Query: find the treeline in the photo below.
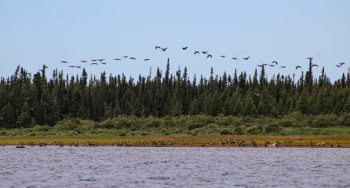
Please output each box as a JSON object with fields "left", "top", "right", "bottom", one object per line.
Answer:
{"left": 1, "top": 58, "right": 350, "bottom": 129}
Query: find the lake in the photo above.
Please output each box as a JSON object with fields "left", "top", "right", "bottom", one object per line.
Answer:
{"left": 1, "top": 146, "right": 349, "bottom": 187}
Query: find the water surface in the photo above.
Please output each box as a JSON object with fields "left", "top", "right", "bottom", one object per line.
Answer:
{"left": 1, "top": 147, "right": 349, "bottom": 187}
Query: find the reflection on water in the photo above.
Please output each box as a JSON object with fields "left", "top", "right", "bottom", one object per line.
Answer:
{"left": 1, "top": 147, "right": 349, "bottom": 187}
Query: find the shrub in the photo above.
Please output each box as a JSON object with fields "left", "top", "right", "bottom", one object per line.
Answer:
{"left": 220, "top": 129, "right": 229, "bottom": 135}
{"left": 245, "top": 125, "right": 263, "bottom": 135}
{"left": 130, "top": 132, "right": 136, "bottom": 135}
{"left": 29, "top": 132, "right": 36, "bottom": 136}
{"left": 33, "top": 125, "right": 49, "bottom": 132}
{"left": 233, "top": 127, "right": 244, "bottom": 135}
{"left": 0, "top": 131, "right": 6, "bottom": 136}
{"left": 140, "top": 132, "right": 149, "bottom": 136}
{"left": 120, "top": 132, "right": 126, "bottom": 136}
{"left": 101, "top": 119, "right": 114, "bottom": 129}
{"left": 279, "top": 119, "right": 294, "bottom": 127}
{"left": 264, "top": 122, "right": 281, "bottom": 133}
{"left": 311, "top": 116, "right": 331, "bottom": 128}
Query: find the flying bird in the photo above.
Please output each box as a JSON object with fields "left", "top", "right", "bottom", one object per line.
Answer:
{"left": 91, "top": 63, "right": 98, "bottom": 65}
{"left": 232, "top": 57, "right": 237, "bottom": 60}
{"left": 269, "top": 65, "right": 275, "bottom": 67}
{"left": 69, "top": 66, "right": 75, "bottom": 68}
{"left": 296, "top": 66, "right": 301, "bottom": 70}
{"left": 340, "top": 62, "right": 345, "bottom": 65}
{"left": 98, "top": 59, "right": 104, "bottom": 62}
{"left": 182, "top": 47, "right": 188, "bottom": 50}
{"left": 130, "top": 57, "right": 136, "bottom": 60}
{"left": 194, "top": 51, "right": 200, "bottom": 54}
{"left": 114, "top": 58, "right": 121, "bottom": 60}
{"left": 202, "top": 51, "right": 208, "bottom": 54}
{"left": 262, "top": 63, "right": 267, "bottom": 66}
{"left": 220, "top": 56, "right": 225, "bottom": 58}
{"left": 144, "top": 59, "right": 150, "bottom": 61}
{"left": 272, "top": 61, "right": 278, "bottom": 65}
{"left": 243, "top": 56, "right": 250, "bottom": 60}
{"left": 162, "top": 47, "right": 168, "bottom": 51}
{"left": 123, "top": 56, "right": 128, "bottom": 58}
{"left": 101, "top": 63, "right": 107, "bottom": 65}
{"left": 61, "top": 61, "right": 68, "bottom": 63}
{"left": 335, "top": 65, "right": 342, "bottom": 67}
{"left": 312, "top": 64, "right": 318, "bottom": 67}
{"left": 76, "top": 66, "right": 81, "bottom": 68}
{"left": 81, "top": 60, "right": 87, "bottom": 63}
{"left": 92, "top": 59, "right": 97, "bottom": 62}
{"left": 155, "top": 46, "right": 161, "bottom": 49}
{"left": 279, "top": 66, "right": 287, "bottom": 68}
{"left": 207, "top": 54, "right": 212, "bottom": 58}
{"left": 257, "top": 65, "right": 263, "bottom": 67}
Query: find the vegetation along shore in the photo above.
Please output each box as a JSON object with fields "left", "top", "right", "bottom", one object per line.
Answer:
{"left": 1, "top": 58, "right": 350, "bottom": 147}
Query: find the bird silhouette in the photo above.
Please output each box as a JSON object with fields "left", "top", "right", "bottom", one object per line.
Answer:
{"left": 232, "top": 57, "right": 237, "bottom": 60}
{"left": 296, "top": 66, "right": 301, "bottom": 70}
{"left": 162, "top": 47, "right": 168, "bottom": 51}
{"left": 220, "top": 56, "right": 225, "bottom": 58}
{"left": 269, "top": 64, "right": 276, "bottom": 67}
{"left": 207, "top": 54, "right": 212, "bottom": 58}
{"left": 307, "top": 57, "right": 313, "bottom": 60}
{"left": 130, "top": 57, "right": 136, "bottom": 60}
{"left": 340, "top": 62, "right": 345, "bottom": 65}
{"left": 101, "top": 63, "right": 107, "bottom": 65}
{"left": 202, "top": 51, "right": 208, "bottom": 54}
{"left": 272, "top": 61, "right": 278, "bottom": 65}
{"left": 61, "top": 61, "right": 68, "bottom": 63}
{"left": 91, "top": 63, "right": 98, "bottom": 65}
{"left": 312, "top": 64, "right": 318, "bottom": 67}
{"left": 335, "top": 65, "right": 342, "bottom": 67}
{"left": 81, "top": 60, "right": 87, "bottom": 63}
{"left": 155, "top": 46, "right": 161, "bottom": 49}
{"left": 123, "top": 56, "right": 128, "bottom": 58}
{"left": 279, "top": 66, "right": 286, "bottom": 68}
{"left": 257, "top": 65, "right": 263, "bottom": 67}
{"left": 182, "top": 47, "right": 188, "bottom": 50}
{"left": 194, "top": 51, "right": 200, "bottom": 54}
{"left": 144, "top": 59, "right": 150, "bottom": 61}
{"left": 114, "top": 58, "right": 121, "bottom": 60}
{"left": 243, "top": 56, "right": 250, "bottom": 60}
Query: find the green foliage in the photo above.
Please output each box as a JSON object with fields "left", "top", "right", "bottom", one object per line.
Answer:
{"left": 264, "top": 123, "right": 281, "bottom": 133}
{"left": 245, "top": 125, "right": 263, "bottom": 135}
{"left": 220, "top": 129, "right": 229, "bottom": 135}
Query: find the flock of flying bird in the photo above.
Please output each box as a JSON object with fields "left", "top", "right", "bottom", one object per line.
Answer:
{"left": 59, "top": 46, "right": 346, "bottom": 70}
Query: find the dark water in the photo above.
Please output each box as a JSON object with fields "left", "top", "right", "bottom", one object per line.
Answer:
{"left": 1, "top": 146, "right": 349, "bottom": 188}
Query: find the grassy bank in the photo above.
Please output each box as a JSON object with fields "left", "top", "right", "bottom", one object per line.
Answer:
{"left": 1, "top": 135, "right": 350, "bottom": 147}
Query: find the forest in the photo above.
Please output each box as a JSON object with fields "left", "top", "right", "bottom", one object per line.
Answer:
{"left": 1, "top": 58, "right": 350, "bottom": 136}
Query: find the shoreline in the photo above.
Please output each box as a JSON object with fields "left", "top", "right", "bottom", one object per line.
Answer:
{"left": 1, "top": 134, "right": 350, "bottom": 148}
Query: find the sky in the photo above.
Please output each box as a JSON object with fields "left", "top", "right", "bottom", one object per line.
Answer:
{"left": 1, "top": 0, "right": 350, "bottom": 83}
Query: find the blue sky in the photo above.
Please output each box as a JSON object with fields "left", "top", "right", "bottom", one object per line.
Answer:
{"left": 1, "top": 0, "right": 349, "bottom": 83}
